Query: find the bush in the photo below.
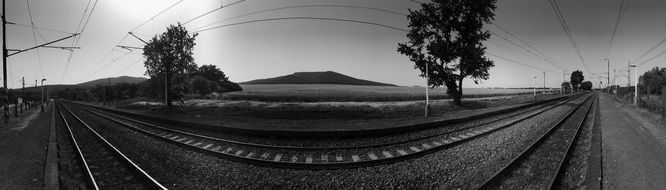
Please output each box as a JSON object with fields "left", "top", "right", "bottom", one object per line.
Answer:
{"left": 220, "top": 81, "right": 243, "bottom": 93}
{"left": 580, "top": 81, "right": 592, "bottom": 91}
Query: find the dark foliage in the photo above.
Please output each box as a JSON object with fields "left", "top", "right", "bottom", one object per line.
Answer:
{"left": 143, "top": 23, "right": 197, "bottom": 107}
{"left": 570, "top": 70, "right": 584, "bottom": 92}
{"left": 397, "top": 0, "right": 497, "bottom": 105}
{"left": 580, "top": 81, "right": 593, "bottom": 91}
{"left": 638, "top": 67, "right": 666, "bottom": 95}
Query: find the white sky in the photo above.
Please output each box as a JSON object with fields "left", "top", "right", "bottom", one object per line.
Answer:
{"left": 1, "top": 0, "right": 666, "bottom": 88}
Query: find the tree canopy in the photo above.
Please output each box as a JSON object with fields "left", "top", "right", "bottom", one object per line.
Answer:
{"left": 638, "top": 67, "right": 666, "bottom": 95}
{"left": 143, "top": 23, "right": 197, "bottom": 107}
{"left": 397, "top": 0, "right": 497, "bottom": 105}
{"left": 580, "top": 81, "right": 592, "bottom": 91}
{"left": 570, "top": 70, "right": 584, "bottom": 92}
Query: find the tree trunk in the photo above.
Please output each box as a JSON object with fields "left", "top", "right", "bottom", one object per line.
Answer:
{"left": 453, "top": 77, "right": 463, "bottom": 106}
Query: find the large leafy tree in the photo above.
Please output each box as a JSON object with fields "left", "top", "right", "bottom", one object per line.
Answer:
{"left": 398, "top": 0, "right": 497, "bottom": 105}
{"left": 570, "top": 70, "right": 584, "bottom": 92}
{"left": 143, "top": 23, "right": 198, "bottom": 107}
{"left": 638, "top": 67, "right": 666, "bottom": 95}
{"left": 195, "top": 64, "right": 229, "bottom": 84}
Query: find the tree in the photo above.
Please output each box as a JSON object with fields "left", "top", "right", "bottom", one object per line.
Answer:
{"left": 638, "top": 67, "right": 666, "bottom": 95}
{"left": 570, "top": 70, "right": 584, "bottom": 92}
{"left": 190, "top": 76, "right": 213, "bottom": 96}
{"left": 143, "top": 23, "right": 198, "bottom": 107}
{"left": 195, "top": 64, "right": 228, "bottom": 84}
{"left": 193, "top": 64, "right": 242, "bottom": 93}
{"left": 580, "top": 81, "right": 592, "bottom": 91}
{"left": 398, "top": 0, "right": 497, "bottom": 105}
{"left": 561, "top": 82, "right": 572, "bottom": 93}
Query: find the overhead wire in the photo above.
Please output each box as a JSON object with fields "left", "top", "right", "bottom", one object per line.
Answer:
{"left": 130, "top": 0, "right": 184, "bottom": 32}
{"left": 192, "top": 4, "right": 407, "bottom": 31}
{"left": 194, "top": 17, "right": 408, "bottom": 33}
{"left": 491, "top": 23, "right": 566, "bottom": 70}
{"left": 81, "top": 0, "right": 185, "bottom": 83}
{"left": 182, "top": 0, "right": 245, "bottom": 25}
{"left": 8, "top": 22, "right": 74, "bottom": 35}
{"left": 26, "top": 0, "right": 45, "bottom": 78}
{"left": 599, "top": 0, "right": 629, "bottom": 62}
{"left": 488, "top": 29, "right": 567, "bottom": 71}
{"left": 632, "top": 38, "right": 666, "bottom": 64}
{"left": 548, "top": 0, "right": 589, "bottom": 73}
{"left": 62, "top": 0, "right": 99, "bottom": 83}
{"left": 636, "top": 51, "right": 666, "bottom": 67}
{"left": 486, "top": 52, "right": 558, "bottom": 73}
{"left": 113, "top": 58, "right": 145, "bottom": 76}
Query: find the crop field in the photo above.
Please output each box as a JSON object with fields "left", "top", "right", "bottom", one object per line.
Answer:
{"left": 220, "top": 84, "right": 547, "bottom": 102}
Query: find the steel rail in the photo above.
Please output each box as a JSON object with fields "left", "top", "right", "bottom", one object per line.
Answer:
{"left": 59, "top": 103, "right": 168, "bottom": 190}
{"left": 76, "top": 94, "right": 576, "bottom": 150}
{"left": 474, "top": 93, "right": 596, "bottom": 189}
{"left": 547, "top": 93, "right": 598, "bottom": 188}
{"left": 62, "top": 94, "right": 590, "bottom": 169}
{"left": 56, "top": 104, "right": 99, "bottom": 190}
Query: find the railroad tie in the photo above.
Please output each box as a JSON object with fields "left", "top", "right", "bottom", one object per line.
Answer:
{"left": 382, "top": 151, "right": 393, "bottom": 158}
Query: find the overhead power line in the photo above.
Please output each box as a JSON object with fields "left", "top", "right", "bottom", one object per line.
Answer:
{"left": 62, "top": 0, "right": 99, "bottom": 83}
{"left": 130, "top": 0, "right": 184, "bottom": 32}
{"left": 486, "top": 52, "right": 558, "bottom": 73}
{"left": 488, "top": 29, "right": 567, "bottom": 71}
{"left": 182, "top": 0, "right": 245, "bottom": 25}
{"left": 9, "top": 22, "right": 74, "bottom": 35}
{"left": 492, "top": 23, "right": 562, "bottom": 69}
{"left": 632, "top": 38, "right": 666, "bottom": 64}
{"left": 549, "top": 0, "right": 589, "bottom": 72}
{"left": 636, "top": 51, "right": 666, "bottom": 67}
{"left": 81, "top": 0, "right": 185, "bottom": 83}
{"left": 26, "top": 0, "right": 45, "bottom": 78}
{"left": 193, "top": 17, "right": 408, "bottom": 33}
{"left": 192, "top": 4, "right": 407, "bottom": 32}
{"left": 600, "top": 0, "right": 629, "bottom": 62}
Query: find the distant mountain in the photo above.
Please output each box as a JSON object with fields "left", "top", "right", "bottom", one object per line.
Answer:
{"left": 77, "top": 76, "right": 147, "bottom": 88}
{"left": 241, "top": 71, "right": 397, "bottom": 86}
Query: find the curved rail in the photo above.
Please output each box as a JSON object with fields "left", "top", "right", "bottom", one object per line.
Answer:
{"left": 58, "top": 103, "right": 168, "bottom": 189}
{"left": 63, "top": 94, "right": 590, "bottom": 169}
{"left": 474, "top": 93, "right": 596, "bottom": 189}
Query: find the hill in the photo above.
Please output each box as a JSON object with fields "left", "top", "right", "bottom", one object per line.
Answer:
{"left": 77, "top": 76, "right": 147, "bottom": 88}
{"left": 241, "top": 71, "right": 397, "bottom": 86}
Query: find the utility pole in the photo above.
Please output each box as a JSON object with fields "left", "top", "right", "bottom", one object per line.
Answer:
{"left": 607, "top": 59, "right": 610, "bottom": 89}
{"left": 3, "top": 0, "right": 8, "bottom": 123}
{"left": 630, "top": 64, "right": 637, "bottom": 106}
{"left": 424, "top": 62, "right": 429, "bottom": 117}
{"left": 108, "top": 78, "right": 111, "bottom": 105}
{"left": 533, "top": 76, "right": 537, "bottom": 101}
{"left": 2, "top": 0, "right": 7, "bottom": 90}
{"left": 40, "top": 79, "right": 46, "bottom": 112}
{"left": 543, "top": 71, "right": 546, "bottom": 94}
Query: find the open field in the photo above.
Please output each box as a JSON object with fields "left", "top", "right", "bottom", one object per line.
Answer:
{"left": 220, "top": 84, "right": 552, "bottom": 102}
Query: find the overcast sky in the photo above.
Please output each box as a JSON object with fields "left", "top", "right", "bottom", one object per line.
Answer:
{"left": 1, "top": 0, "right": 665, "bottom": 88}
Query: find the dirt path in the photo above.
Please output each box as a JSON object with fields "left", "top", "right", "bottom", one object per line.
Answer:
{"left": 599, "top": 94, "right": 666, "bottom": 189}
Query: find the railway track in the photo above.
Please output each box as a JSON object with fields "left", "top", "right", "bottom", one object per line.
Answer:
{"left": 474, "top": 93, "right": 597, "bottom": 189}
{"left": 55, "top": 103, "right": 167, "bottom": 189}
{"left": 62, "top": 93, "right": 591, "bottom": 169}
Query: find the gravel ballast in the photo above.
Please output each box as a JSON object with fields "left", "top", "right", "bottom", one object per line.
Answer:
{"left": 59, "top": 94, "right": 592, "bottom": 189}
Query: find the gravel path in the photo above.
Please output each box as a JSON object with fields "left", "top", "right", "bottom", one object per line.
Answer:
{"left": 599, "top": 93, "right": 666, "bottom": 189}
{"left": 58, "top": 95, "right": 589, "bottom": 189}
